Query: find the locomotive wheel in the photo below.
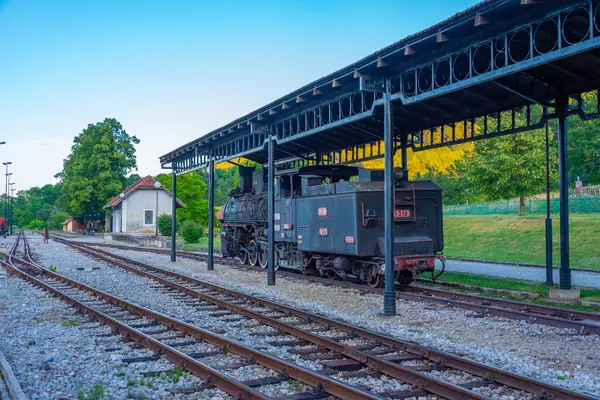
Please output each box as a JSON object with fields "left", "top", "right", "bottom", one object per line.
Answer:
{"left": 366, "top": 269, "right": 383, "bottom": 288}
{"left": 240, "top": 249, "right": 249, "bottom": 265}
{"left": 258, "top": 246, "right": 280, "bottom": 270}
{"left": 259, "top": 246, "right": 268, "bottom": 268}
{"left": 248, "top": 240, "right": 259, "bottom": 266}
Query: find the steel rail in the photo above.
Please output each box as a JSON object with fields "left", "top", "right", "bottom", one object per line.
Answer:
{"left": 0, "top": 260, "right": 269, "bottom": 400}
{"left": 57, "top": 238, "right": 599, "bottom": 400}
{"left": 403, "top": 285, "right": 600, "bottom": 323}
{"left": 3, "top": 248, "right": 381, "bottom": 400}
{"left": 60, "top": 237, "right": 600, "bottom": 333}
{"left": 58, "top": 240, "right": 491, "bottom": 400}
{"left": 252, "top": 266, "right": 600, "bottom": 335}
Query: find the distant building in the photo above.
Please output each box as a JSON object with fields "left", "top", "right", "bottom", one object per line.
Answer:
{"left": 103, "top": 176, "right": 185, "bottom": 234}
{"left": 62, "top": 217, "right": 84, "bottom": 233}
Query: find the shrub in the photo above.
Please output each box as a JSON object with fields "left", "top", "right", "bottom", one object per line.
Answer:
{"left": 27, "top": 219, "right": 46, "bottom": 230}
{"left": 157, "top": 214, "right": 179, "bottom": 236}
{"left": 181, "top": 220, "right": 203, "bottom": 244}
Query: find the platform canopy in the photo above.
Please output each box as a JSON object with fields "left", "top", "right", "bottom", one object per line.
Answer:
{"left": 161, "top": 0, "right": 600, "bottom": 174}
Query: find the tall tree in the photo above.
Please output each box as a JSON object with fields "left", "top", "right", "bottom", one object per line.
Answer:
{"left": 125, "top": 173, "right": 142, "bottom": 187}
{"left": 566, "top": 117, "right": 600, "bottom": 185}
{"left": 56, "top": 118, "right": 139, "bottom": 218}
{"left": 460, "top": 128, "right": 558, "bottom": 214}
{"left": 156, "top": 172, "right": 209, "bottom": 225}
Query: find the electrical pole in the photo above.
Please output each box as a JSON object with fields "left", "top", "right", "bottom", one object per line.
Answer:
{"left": 3, "top": 162, "right": 11, "bottom": 238}
{"left": 9, "top": 186, "right": 15, "bottom": 235}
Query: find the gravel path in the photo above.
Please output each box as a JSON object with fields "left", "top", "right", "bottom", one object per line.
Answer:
{"left": 31, "top": 237, "right": 600, "bottom": 396}
{"left": 439, "top": 259, "right": 600, "bottom": 288}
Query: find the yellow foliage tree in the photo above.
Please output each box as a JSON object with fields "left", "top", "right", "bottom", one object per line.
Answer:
{"left": 215, "top": 157, "right": 256, "bottom": 170}
{"left": 362, "top": 123, "right": 474, "bottom": 178}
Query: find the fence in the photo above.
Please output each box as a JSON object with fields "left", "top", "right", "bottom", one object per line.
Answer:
{"left": 569, "top": 185, "right": 600, "bottom": 198}
{"left": 444, "top": 196, "right": 600, "bottom": 215}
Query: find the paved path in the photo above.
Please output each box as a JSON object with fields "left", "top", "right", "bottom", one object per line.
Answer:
{"left": 438, "top": 259, "right": 600, "bottom": 289}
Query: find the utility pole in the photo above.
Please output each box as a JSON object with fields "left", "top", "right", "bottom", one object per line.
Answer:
{"left": 9, "top": 185, "right": 15, "bottom": 235}
{"left": 3, "top": 161, "right": 11, "bottom": 238}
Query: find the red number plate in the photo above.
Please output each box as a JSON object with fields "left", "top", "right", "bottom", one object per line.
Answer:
{"left": 395, "top": 209, "right": 411, "bottom": 218}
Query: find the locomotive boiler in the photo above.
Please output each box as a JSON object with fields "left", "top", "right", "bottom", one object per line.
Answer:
{"left": 219, "top": 164, "right": 444, "bottom": 286}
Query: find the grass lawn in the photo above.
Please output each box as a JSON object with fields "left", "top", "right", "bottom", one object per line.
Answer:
{"left": 444, "top": 214, "right": 600, "bottom": 270}
{"left": 176, "top": 235, "right": 221, "bottom": 250}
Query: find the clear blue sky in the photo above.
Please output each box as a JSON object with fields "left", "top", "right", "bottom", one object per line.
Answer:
{"left": 0, "top": 0, "right": 478, "bottom": 191}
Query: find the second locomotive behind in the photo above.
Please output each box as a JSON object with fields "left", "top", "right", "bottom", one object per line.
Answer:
{"left": 219, "top": 164, "right": 443, "bottom": 286}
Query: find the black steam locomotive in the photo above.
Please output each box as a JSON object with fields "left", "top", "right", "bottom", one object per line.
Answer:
{"left": 219, "top": 165, "right": 444, "bottom": 286}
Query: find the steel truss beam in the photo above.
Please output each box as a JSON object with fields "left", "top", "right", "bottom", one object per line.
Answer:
{"left": 409, "top": 89, "right": 600, "bottom": 152}
{"left": 167, "top": 91, "right": 383, "bottom": 175}
{"left": 274, "top": 90, "right": 382, "bottom": 144}
{"left": 391, "top": 1, "right": 600, "bottom": 105}
{"left": 167, "top": 89, "right": 600, "bottom": 176}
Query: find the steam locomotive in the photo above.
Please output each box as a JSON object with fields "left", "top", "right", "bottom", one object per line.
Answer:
{"left": 218, "top": 165, "right": 444, "bottom": 286}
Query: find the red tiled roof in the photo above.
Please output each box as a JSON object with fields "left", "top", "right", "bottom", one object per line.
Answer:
{"left": 103, "top": 175, "right": 185, "bottom": 209}
{"left": 61, "top": 217, "right": 73, "bottom": 225}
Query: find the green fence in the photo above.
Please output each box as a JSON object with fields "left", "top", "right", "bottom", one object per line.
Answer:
{"left": 444, "top": 196, "right": 600, "bottom": 215}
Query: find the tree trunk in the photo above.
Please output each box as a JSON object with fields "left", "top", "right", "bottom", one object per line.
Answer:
{"left": 520, "top": 195, "right": 525, "bottom": 215}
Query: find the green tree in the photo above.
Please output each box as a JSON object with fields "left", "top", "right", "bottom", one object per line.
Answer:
{"left": 27, "top": 219, "right": 46, "bottom": 230}
{"left": 198, "top": 167, "right": 240, "bottom": 206}
{"left": 49, "top": 211, "right": 70, "bottom": 230}
{"left": 125, "top": 173, "right": 142, "bottom": 187}
{"left": 56, "top": 118, "right": 139, "bottom": 219}
{"left": 35, "top": 203, "right": 53, "bottom": 221}
{"left": 156, "top": 172, "right": 209, "bottom": 225}
{"left": 19, "top": 210, "right": 34, "bottom": 227}
{"left": 566, "top": 117, "right": 600, "bottom": 185}
{"left": 460, "top": 128, "right": 558, "bottom": 214}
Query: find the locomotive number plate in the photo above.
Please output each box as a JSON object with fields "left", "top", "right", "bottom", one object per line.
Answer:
{"left": 395, "top": 208, "right": 411, "bottom": 219}
{"left": 318, "top": 207, "right": 328, "bottom": 216}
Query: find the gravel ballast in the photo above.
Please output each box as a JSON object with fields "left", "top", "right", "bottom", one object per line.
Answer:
{"left": 28, "top": 236, "right": 600, "bottom": 396}
{"left": 0, "top": 236, "right": 233, "bottom": 399}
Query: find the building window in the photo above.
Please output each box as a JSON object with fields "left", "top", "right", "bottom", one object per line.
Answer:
{"left": 143, "top": 209, "right": 155, "bottom": 226}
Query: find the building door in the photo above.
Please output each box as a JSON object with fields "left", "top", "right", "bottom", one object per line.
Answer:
{"left": 115, "top": 210, "right": 121, "bottom": 232}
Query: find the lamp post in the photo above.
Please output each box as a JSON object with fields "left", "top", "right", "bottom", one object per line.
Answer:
{"left": 9, "top": 183, "right": 15, "bottom": 235}
{"left": 154, "top": 181, "right": 161, "bottom": 235}
{"left": 3, "top": 162, "right": 11, "bottom": 238}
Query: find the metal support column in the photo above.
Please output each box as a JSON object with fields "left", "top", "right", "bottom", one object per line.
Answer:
{"left": 267, "top": 134, "right": 276, "bottom": 286}
{"left": 400, "top": 134, "right": 408, "bottom": 171}
{"left": 207, "top": 152, "right": 215, "bottom": 271}
{"left": 383, "top": 79, "right": 396, "bottom": 315}
{"left": 557, "top": 95, "right": 571, "bottom": 290}
{"left": 544, "top": 121, "right": 554, "bottom": 286}
{"left": 171, "top": 166, "right": 177, "bottom": 263}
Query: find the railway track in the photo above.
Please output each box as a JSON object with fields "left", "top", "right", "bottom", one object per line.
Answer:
{"left": 57, "top": 237, "right": 600, "bottom": 335}
{"left": 5, "top": 232, "right": 395, "bottom": 400}
{"left": 48, "top": 235, "right": 599, "bottom": 399}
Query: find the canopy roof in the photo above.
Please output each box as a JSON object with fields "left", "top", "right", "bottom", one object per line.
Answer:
{"left": 161, "top": 0, "right": 600, "bottom": 173}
